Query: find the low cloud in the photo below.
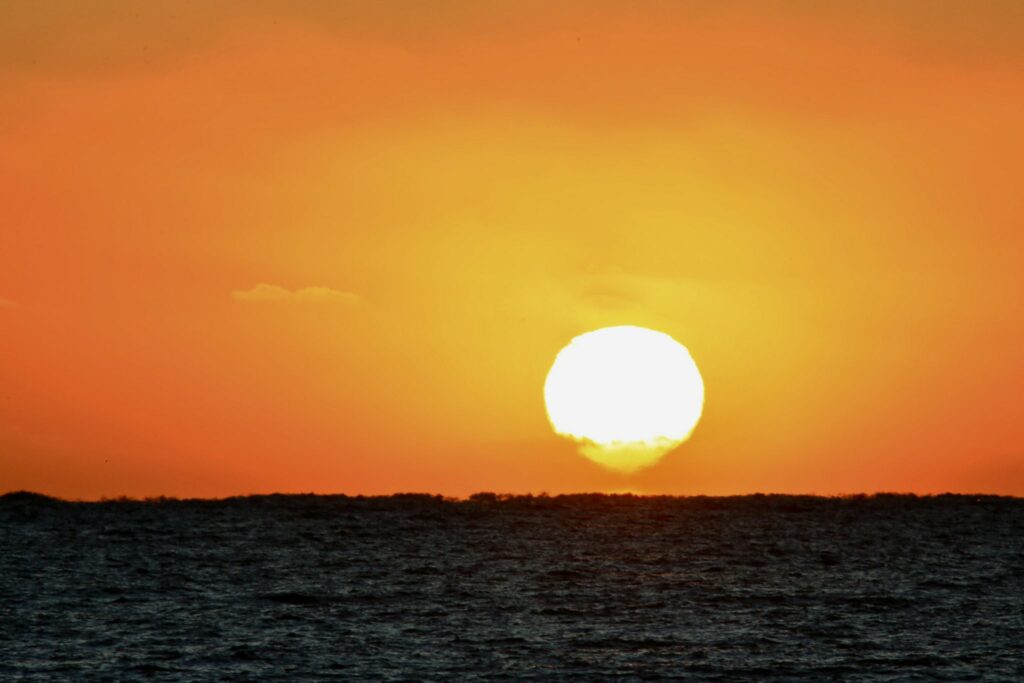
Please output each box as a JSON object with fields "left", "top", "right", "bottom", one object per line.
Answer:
{"left": 570, "top": 437, "right": 684, "bottom": 474}
{"left": 0, "top": 297, "right": 15, "bottom": 309}
{"left": 232, "top": 284, "right": 361, "bottom": 305}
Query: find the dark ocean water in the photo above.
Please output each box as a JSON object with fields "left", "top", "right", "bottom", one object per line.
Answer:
{"left": 2, "top": 492, "right": 1023, "bottom": 681}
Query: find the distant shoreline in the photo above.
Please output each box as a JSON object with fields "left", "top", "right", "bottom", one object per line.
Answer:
{"left": 2, "top": 490, "right": 1021, "bottom": 504}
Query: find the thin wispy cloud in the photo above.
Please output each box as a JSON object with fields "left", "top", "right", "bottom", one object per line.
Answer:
{"left": 231, "top": 284, "right": 361, "bottom": 305}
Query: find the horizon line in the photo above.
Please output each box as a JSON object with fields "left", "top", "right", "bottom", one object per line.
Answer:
{"left": 2, "top": 490, "right": 1021, "bottom": 504}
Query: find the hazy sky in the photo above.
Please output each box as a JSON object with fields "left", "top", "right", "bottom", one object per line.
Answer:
{"left": 2, "top": 1, "right": 1023, "bottom": 498}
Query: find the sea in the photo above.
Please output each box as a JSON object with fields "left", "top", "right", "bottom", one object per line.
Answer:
{"left": 2, "top": 492, "right": 1023, "bottom": 680}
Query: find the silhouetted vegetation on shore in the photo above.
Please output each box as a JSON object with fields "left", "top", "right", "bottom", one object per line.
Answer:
{"left": 1, "top": 489, "right": 1018, "bottom": 509}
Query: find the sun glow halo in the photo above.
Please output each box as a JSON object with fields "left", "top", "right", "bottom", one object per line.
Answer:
{"left": 544, "top": 326, "right": 704, "bottom": 473}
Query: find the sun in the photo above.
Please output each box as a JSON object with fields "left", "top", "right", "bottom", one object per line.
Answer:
{"left": 544, "top": 326, "right": 704, "bottom": 473}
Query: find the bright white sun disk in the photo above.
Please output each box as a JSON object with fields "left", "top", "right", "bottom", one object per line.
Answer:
{"left": 544, "top": 326, "right": 704, "bottom": 473}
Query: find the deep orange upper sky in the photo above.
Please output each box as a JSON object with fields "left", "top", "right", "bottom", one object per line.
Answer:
{"left": 2, "top": 1, "right": 1023, "bottom": 499}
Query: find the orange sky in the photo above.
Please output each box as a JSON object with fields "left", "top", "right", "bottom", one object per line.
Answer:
{"left": 2, "top": 1, "right": 1023, "bottom": 499}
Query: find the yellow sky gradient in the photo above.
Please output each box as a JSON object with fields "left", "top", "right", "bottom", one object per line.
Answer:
{"left": 2, "top": 1, "right": 1023, "bottom": 498}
